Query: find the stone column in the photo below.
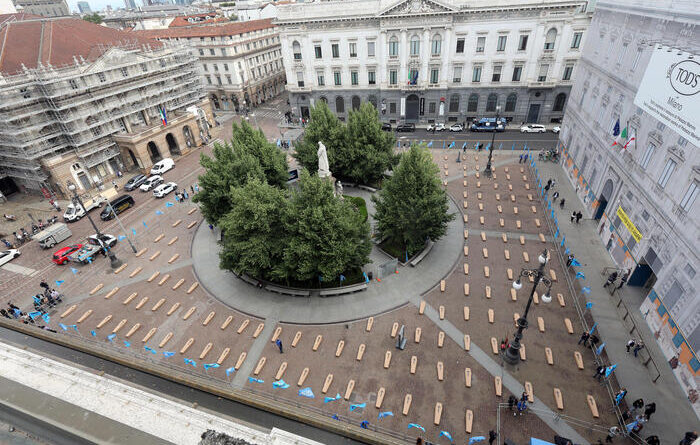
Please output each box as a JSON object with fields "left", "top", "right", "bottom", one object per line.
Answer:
{"left": 421, "top": 27, "right": 430, "bottom": 84}
{"left": 400, "top": 29, "right": 407, "bottom": 84}
{"left": 379, "top": 30, "right": 387, "bottom": 84}
{"left": 441, "top": 26, "right": 452, "bottom": 84}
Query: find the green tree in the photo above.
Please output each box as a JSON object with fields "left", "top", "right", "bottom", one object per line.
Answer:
{"left": 230, "top": 120, "right": 288, "bottom": 188}
{"left": 372, "top": 144, "right": 454, "bottom": 255}
{"left": 282, "top": 171, "right": 371, "bottom": 282}
{"left": 293, "top": 101, "right": 346, "bottom": 176}
{"left": 339, "top": 102, "right": 396, "bottom": 184}
{"left": 218, "top": 178, "right": 287, "bottom": 279}
{"left": 82, "top": 13, "right": 103, "bottom": 24}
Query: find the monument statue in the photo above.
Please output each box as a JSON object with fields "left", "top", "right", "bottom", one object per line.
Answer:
{"left": 317, "top": 141, "right": 331, "bottom": 178}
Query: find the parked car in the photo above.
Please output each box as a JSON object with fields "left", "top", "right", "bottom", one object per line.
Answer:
{"left": 124, "top": 174, "right": 147, "bottom": 191}
{"left": 63, "top": 188, "right": 116, "bottom": 222}
{"left": 68, "top": 234, "right": 117, "bottom": 264}
{"left": 396, "top": 123, "right": 416, "bottom": 132}
{"left": 153, "top": 182, "right": 177, "bottom": 198}
{"left": 520, "top": 124, "right": 546, "bottom": 133}
{"left": 100, "top": 195, "right": 135, "bottom": 221}
{"left": 552, "top": 126, "right": 561, "bottom": 134}
{"left": 449, "top": 123, "right": 464, "bottom": 132}
{"left": 52, "top": 244, "right": 83, "bottom": 265}
{"left": 139, "top": 175, "right": 163, "bottom": 192}
{"left": 34, "top": 222, "right": 72, "bottom": 249}
{"left": 381, "top": 123, "right": 392, "bottom": 132}
{"left": 150, "top": 158, "right": 175, "bottom": 175}
{"left": 87, "top": 233, "right": 117, "bottom": 249}
{"left": 0, "top": 249, "right": 20, "bottom": 267}
{"left": 427, "top": 122, "right": 446, "bottom": 132}
{"left": 470, "top": 117, "right": 506, "bottom": 132}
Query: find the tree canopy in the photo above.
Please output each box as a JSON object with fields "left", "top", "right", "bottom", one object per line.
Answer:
{"left": 82, "top": 13, "right": 103, "bottom": 24}
{"left": 372, "top": 144, "right": 454, "bottom": 255}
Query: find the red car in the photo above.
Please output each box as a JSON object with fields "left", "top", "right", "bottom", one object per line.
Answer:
{"left": 53, "top": 244, "right": 83, "bottom": 265}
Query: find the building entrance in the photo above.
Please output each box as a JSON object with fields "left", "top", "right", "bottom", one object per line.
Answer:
{"left": 406, "top": 94, "right": 419, "bottom": 122}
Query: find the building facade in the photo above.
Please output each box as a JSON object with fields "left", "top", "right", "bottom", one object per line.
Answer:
{"left": 12, "top": 0, "right": 68, "bottom": 17}
{"left": 558, "top": 0, "right": 700, "bottom": 397}
{"left": 76, "top": 1, "right": 91, "bottom": 13}
{"left": 133, "top": 18, "right": 286, "bottom": 112}
{"left": 275, "top": 0, "right": 590, "bottom": 124}
{"left": 0, "top": 15, "right": 213, "bottom": 197}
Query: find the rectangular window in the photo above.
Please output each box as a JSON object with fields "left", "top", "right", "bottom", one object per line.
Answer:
{"left": 334, "top": 71, "right": 341, "bottom": 86}
{"left": 497, "top": 35, "right": 507, "bottom": 52}
{"left": 69, "top": 79, "right": 78, "bottom": 89}
{"left": 223, "top": 63, "right": 229, "bottom": 71}
{"left": 317, "top": 72, "right": 325, "bottom": 86}
{"left": 349, "top": 42, "right": 357, "bottom": 57}
{"left": 205, "top": 75, "right": 211, "bottom": 84}
{"left": 640, "top": 144, "right": 655, "bottom": 169}
{"left": 656, "top": 121, "right": 666, "bottom": 131}
{"left": 220, "top": 48, "right": 226, "bottom": 56}
{"left": 632, "top": 48, "right": 642, "bottom": 70}
{"left": 430, "top": 68, "right": 439, "bottom": 84}
{"left": 410, "top": 39, "right": 420, "bottom": 56}
{"left": 476, "top": 36, "right": 485, "bottom": 53}
{"left": 658, "top": 159, "right": 676, "bottom": 188}
{"left": 389, "top": 69, "right": 397, "bottom": 85}
{"left": 429, "top": 102, "right": 436, "bottom": 114}
{"left": 472, "top": 65, "right": 482, "bottom": 82}
{"left": 203, "top": 64, "right": 208, "bottom": 72}
{"left": 198, "top": 49, "right": 204, "bottom": 56}
{"left": 351, "top": 70, "right": 359, "bottom": 85}
{"left": 368, "top": 70, "right": 376, "bottom": 85}
{"left": 571, "top": 32, "right": 583, "bottom": 49}
{"left": 226, "top": 75, "right": 232, "bottom": 84}
{"left": 367, "top": 41, "right": 375, "bottom": 57}
{"left": 538, "top": 64, "right": 549, "bottom": 82}
{"left": 214, "top": 64, "right": 219, "bottom": 71}
{"left": 332, "top": 44, "right": 339, "bottom": 58}
{"left": 453, "top": 66, "right": 462, "bottom": 83}
{"left": 389, "top": 40, "right": 398, "bottom": 56}
{"left": 120, "top": 67, "right": 128, "bottom": 77}
{"left": 314, "top": 45, "right": 322, "bottom": 59}
{"left": 678, "top": 136, "right": 688, "bottom": 147}
{"left": 563, "top": 64, "right": 574, "bottom": 81}
{"left": 680, "top": 181, "right": 699, "bottom": 212}
{"left": 518, "top": 34, "right": 528, "bottom": 51}
{"left": 618, "top": 43, "right": 628, "bottom": 64}
{"left": 389, "top": 102, "right": 397, "bottom": 114}
{"left": 431, "top": 39, "right": 441, "bottom": 56}
{"left": 216, "top": 76, "right": 222, "bottom": 85}
{"left": 512, "top": 65, "right": 522, "bottom": 82}
{"left": 492, "top": 65, "right": 502, "bottom": 82}
{"left": 456, "top": 38, "right": 465, "bottom": 53}
{"left": 97, "top": 72, "right": 106, "bottom": 82}
{"left": 209, "top": 49, "right": 215, "bottom": 55}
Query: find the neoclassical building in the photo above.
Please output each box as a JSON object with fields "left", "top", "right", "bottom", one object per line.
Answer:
{"left": 275, "top": 0, "right": 590, "bottom": 124}
{"left": 559, "top": 0, "right": 699, "bottom": 388}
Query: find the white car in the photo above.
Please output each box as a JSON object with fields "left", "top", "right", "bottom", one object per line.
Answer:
{"left": 520, "top": 124, "right": 547, "bottom": 133}
{"left": 449, "top": 123, "right": 464, "bottom": 132}
{"left": 139, "top": 175, "right": 163, "bottom": 192}
{"left": 427, "top": 122, "right": 446, "bottom": 132}
{"left": 0, "top": 249, "right": 20, "bottom": 267}
{"left": 150, "top": 158, "right": 175, "bottom": 175}
{"left": 153, "top": 182, "right": 177, "bottom": 198}
{"left": 552, "top": 126, "right": 561, "bottom": 134}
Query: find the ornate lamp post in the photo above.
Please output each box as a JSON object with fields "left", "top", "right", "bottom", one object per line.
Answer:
{"left": 67, "top": 183, "right": 122, "bottom": 269}
{"left": 485, "top": 105, "right": 502, "bottom": 176}
{"left": 504, "top": 249, "right": 553, "bottom": 365}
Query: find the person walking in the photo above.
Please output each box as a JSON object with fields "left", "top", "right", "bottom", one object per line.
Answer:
{"left": 643, "top": 402, "right": 656, "bottom": 420}
{"left": 208, "top": 224, "right": 214, "bottom": 231}
{"left": 560, "top": 198, "right": 565, "bottom": 209}
{"left": 489, "top": 430, "right": 497, "bottom": 445}
{"left": 546, "top": 179, "right": 552, "bottom": 189}
{"left": 614, "top": 388, "right": 627, "bottom": 405}
{"left": 275, "top": 339, "right": 283, "bottom": 353}
{"left": 680, "top": 431, "right": 698, "bottom": 445}
{"left": 605, "top": 271, "right": 619, "bottom": 289}
{"left": 633, "top": 341, "right": 645, "bottom": 357}
{"left": 632, "top": 398, "right": 644, "bottom": 414}
{"left": 566, "top": 254, "right": 575, "bottom": 267}
{"left": 552, "top": 191, "right": 559, "bottom": 203}
{"left": 112, "top": 180, "right": 118, "bottom": 191}
{"left": 576, "top": 211, "right": 583, "bottom": 223}
{"left": 190, "top": 185, "right": 195, "bottom": 194}
{"left": 605, "top": 426, "right": 620, "bottom": 443}
{"left": 645, "top": 436, "right": 659, "bottom": 445}
{"left": 593, "top": 365, "right": 605, "bottom": 381}
{"left": 519, "top": 154, "right": 523, "bottom": 164}
{"left": 578, "top": 331, "right": 590, "bottom": 345}
{"left": 616, "top": 269, "right": 631, "bottom": 290}
{"left": 544, "top": 183, "right": 551, "bottom": 194}
{"left": 626, "top": 338, "right": 636, "bottom": 353}
{"left": 571, "top": 211, "right": 577, "bottom": 223}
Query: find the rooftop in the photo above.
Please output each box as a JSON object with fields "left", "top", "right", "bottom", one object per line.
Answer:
{"left": 168, "top": 13, "right": 228, "bottom": 27}
{"left": 131, "top": 18, "right": 274, "bottom": 39}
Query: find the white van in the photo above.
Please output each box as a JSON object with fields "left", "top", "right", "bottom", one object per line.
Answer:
{"left": 34, "top": 223, "right": 72, "bottom": 249}
{"left": 150, "top": 158, "right": 175, "bottom": 175}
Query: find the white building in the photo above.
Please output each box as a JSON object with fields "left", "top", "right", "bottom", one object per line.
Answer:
{"left": 0, "top": 0, "right": 17, "bottom": 14}
{"left": 12, "top": 0, "right": 68, "bottom": 16}
{"left": 558, "top": 0, "right": 700, "bottom": 391}
{"left": 134, "top": 18, "right": 286, "bottom": 111}
{"left": 275, "top": 0, "right": 591, "bottom": 124}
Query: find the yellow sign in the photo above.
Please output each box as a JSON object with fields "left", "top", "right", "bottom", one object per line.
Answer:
{"left": 616, "top": 206, "right": 643, "bottom": 242}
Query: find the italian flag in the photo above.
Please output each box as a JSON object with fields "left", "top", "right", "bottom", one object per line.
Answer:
{"left": 612, "top": 126, "right": 635, "bottom": 150}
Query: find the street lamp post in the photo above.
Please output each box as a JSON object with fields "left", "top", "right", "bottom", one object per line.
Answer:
{"left": 485, "top": 105, "right": 502, "bottom": 176}
{"left": 67, "top": 183, "right": 122, "bottom": 269}
{"left": 504, "top": 249, "right": 553, "bottom": 365}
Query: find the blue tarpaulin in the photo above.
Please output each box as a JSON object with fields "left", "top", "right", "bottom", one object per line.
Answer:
{"left": 531, "top": 438, "right": 556, "bottom": 445}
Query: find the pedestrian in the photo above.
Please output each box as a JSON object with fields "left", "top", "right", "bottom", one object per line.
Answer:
{"left": 208, "top": 224, "right": 214, "bottom": 231}
{"left": 645, "top": 435, "right": 659, "bottom": 445}
{"left": 576, "top": 211, "right": 583, "bottom": 223}
{"left": 544, "top": 184, "right": 551, "bottom": 193}
{"left": 578, "top": 331, "right": 590, "bottom": 345}
{"left": 275, "top": 338, "right": 283, "bottom": 353}
{"left": 488, "top": 430, "right": 497, "bottom": 445}
{"left": 632, "top": 398, "right": 644, "bottom": 414}
{"left": 190, "top": 185, "right": 194, "bottom": 194}
{"left": 39, "top": 280, "right": 49, "bottom": 290}
{"left": 112, "top": 180, "right": 118, "bottom": 190}
{"left": 590, "top": 334, "right": 600, "bottom": 347}
{"left": 546, "top": 179, "right": 552, "bottom": 188}
{"left": 183, "top": 190, "right": 189, "bottom": 200}
{"left": 681, "top": 432, "right": 698, "bottom": 445}
{"left": 605, "top": 271, "right": 619, "bottom": 289}
{"left": 0, "top": 309, "right": 10, "bottom": 319}
{"left": 552, "top": 191, "right": 559, "bottom": 202}
{"left": 194, "top": 183, "right": 199, "bottom": 193}
{"left": 633, "top": 341, "right": 645, "bottom": 357}
{"left": 551, "top": 179, "right": 556, "bottom": 188}
{"left": 507, "top": 394, "right": 518, "bottom": 411}
{"left": 566, "top": 254, "right": 575, "bottom": 267}
{"left": 571, "top": 211, "right": 576, "bottom": 223}
{"left": 605, "top": 426, "right": 620, "bottom": 443}
{"left": 643, "top": 402, "right": 656, "bottom": 420}
{"left": 519, "top": 154, "right": 523, "bottom": 164}
{"left": 614, "top": 388, "right": 627, "bottom": 405}
{"left": 616, "top": 269, "right": 631, "bottom": 290}
{"left": 593, "top": 365, "right": 605, "bottom": 381}
{"left": 560, "top": 198, "right": 565, "bottom": 209}
{"left": 626, "top": 338, "right": 636, "bottom": 353}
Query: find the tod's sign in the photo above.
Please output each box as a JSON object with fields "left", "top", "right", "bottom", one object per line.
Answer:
{"left": 635, "top": 48, "right": 700, "bottom": 146}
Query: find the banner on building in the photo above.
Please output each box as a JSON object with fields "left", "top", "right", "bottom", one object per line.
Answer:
{"left": 633, "top": 47, "right": 700, "bottom": 146}
{"left": 616, "top": 206, "right": 643, "bottom": 242}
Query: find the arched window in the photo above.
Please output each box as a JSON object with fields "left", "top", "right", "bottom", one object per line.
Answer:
{"left": 389, "top": 36, "right": 399, "bottom": 56}
{"left": 431, "top": 34, "right": 442, "bottom": 56}
{"left": 335, "top": 96, "right": 345, "bottom": 113}
{"left": 467, "top": 94, "right": 479, "bottom": 112}
{"left": 544, "top": 28, "right": 557, "bottom": 50}
{"left": 410, "top": 35, "right": 420, "bottom": 56}
{"left": 449, "top": 94, "right": 460, "bottom": 113}
{"left": 292, "top": 41, "right": 302, "bottom": 60}
{"left": 351, "top": 96, "right": 361, "bottom": 110}
{"left": 553, "top": 93, "right": 567, "bottom": 112}
{"left": 486, "top": 93, "right": 498, "bottom": 112}
{"left": 505, "top": 93, "right": 517, "bottom": 112}
{"left": 319, "top": 96, "right": 328, "bottom": 104}
{"left": 368, "top": 95, "right": 378, "bottom": 109}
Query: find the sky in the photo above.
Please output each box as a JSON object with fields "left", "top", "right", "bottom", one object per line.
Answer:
{"left": 66, "top": 0, "right": 134, "bottom": 13}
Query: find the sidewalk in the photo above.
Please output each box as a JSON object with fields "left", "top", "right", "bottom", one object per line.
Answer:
{"left": 535, "top": 160, "right": 697, "bottom": 444}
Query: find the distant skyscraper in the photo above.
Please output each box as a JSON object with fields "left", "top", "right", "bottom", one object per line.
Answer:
{"left": 77, "top": 1, "right": 91, "bottom": 12}
{"left": 123, "top": 0, "right": 137, "bottom": 9}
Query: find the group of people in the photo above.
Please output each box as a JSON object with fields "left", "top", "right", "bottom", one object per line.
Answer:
{"left": 605, "top": 395, "right": 657, "bottom": 440}
{"left": 626, "top": 338, "right": 646, "bottom": 357}
{"left": 0, "top": 280, "right": 63, "bottom": 325}
{"left": 175, "top": 184, "right": 199, "bottom": 202}
{"left": 604, "top": 269, "right": 631, "bottom": 292}
{"left": 507, "top": 391, "right": 531, "bottom": 416}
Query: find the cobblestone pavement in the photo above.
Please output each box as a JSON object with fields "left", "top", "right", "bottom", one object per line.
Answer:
{"left": 0, "top": 112, "right": 628, "bottom": 445}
